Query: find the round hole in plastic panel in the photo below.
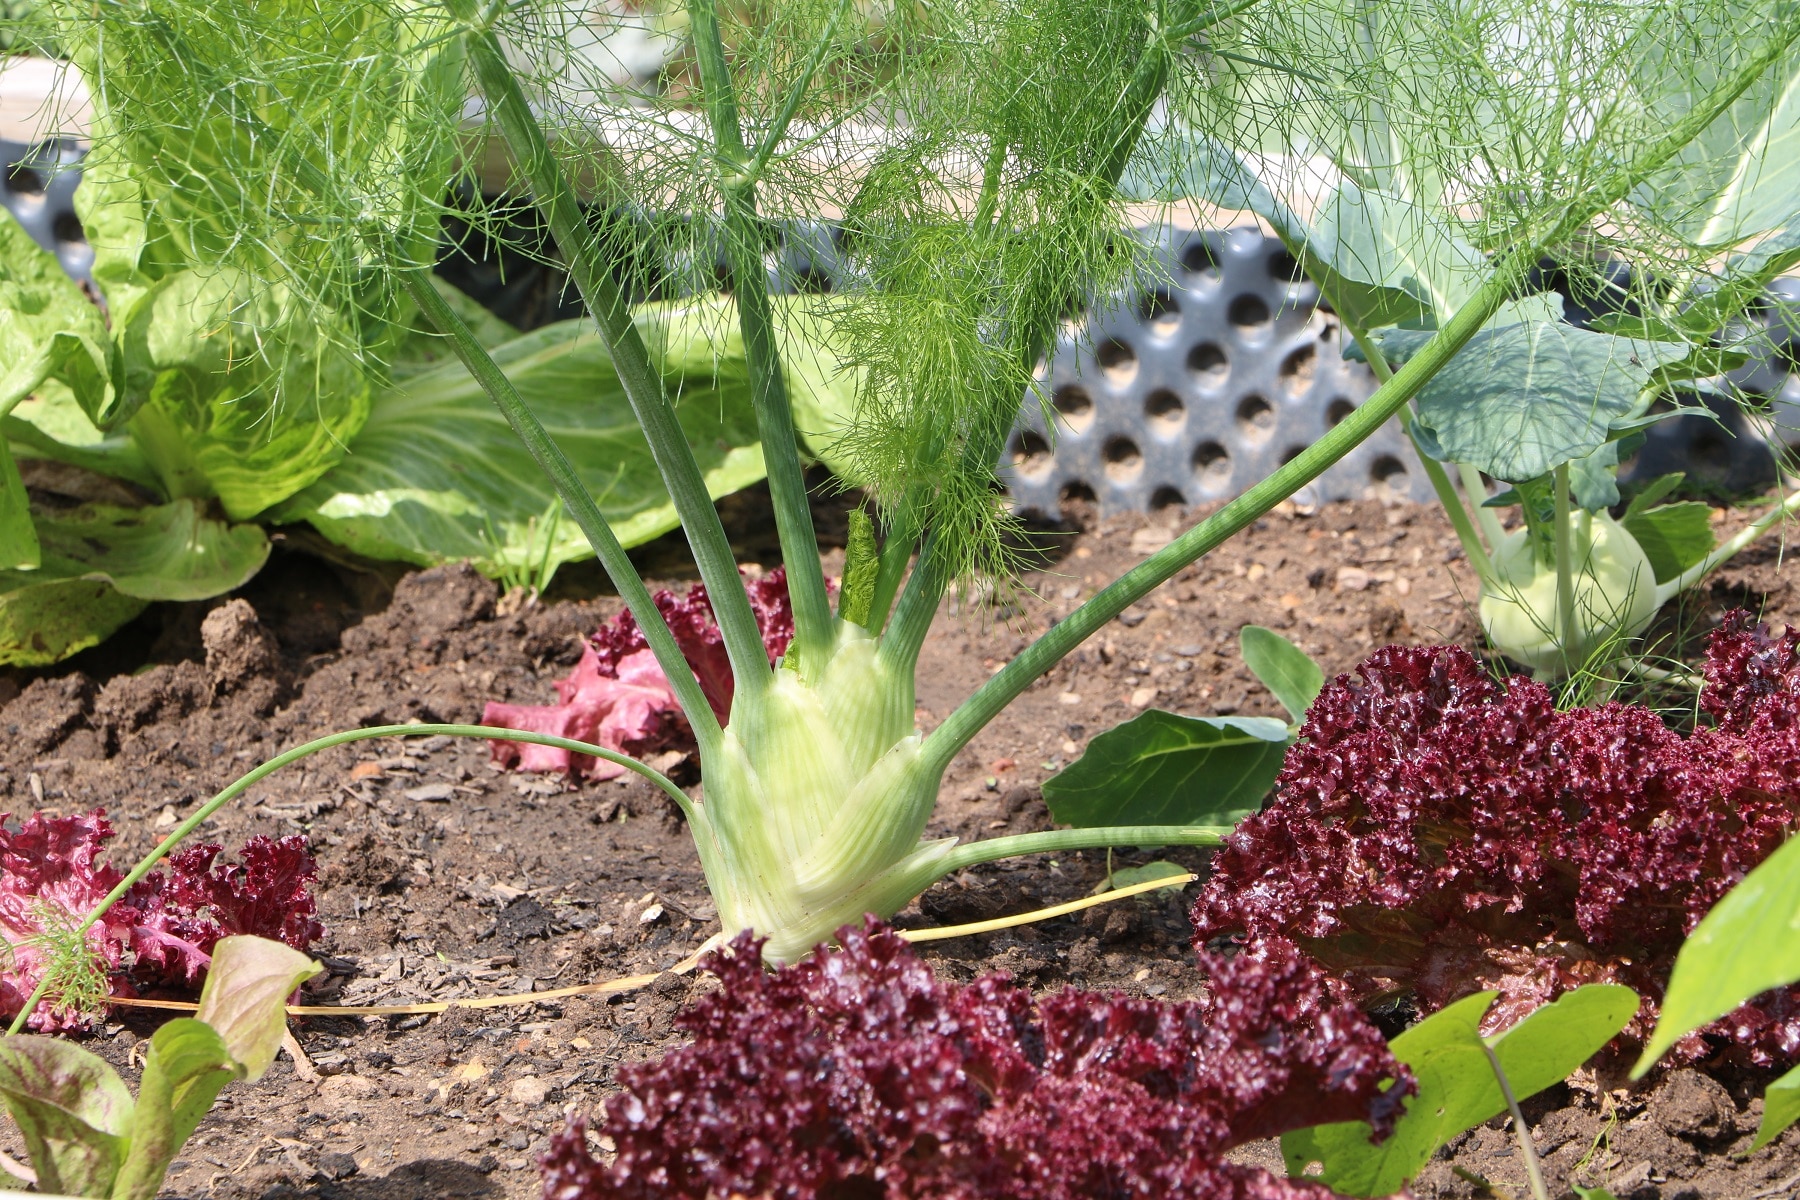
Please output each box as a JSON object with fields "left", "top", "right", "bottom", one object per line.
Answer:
{"left": 1149, "top": 485, "right": 1187, "bottom": 512}
{"left": 1369, "top": 455, "right": 1410, "bottom": 500}
{"left": 1011, "top": 430, "right": 1054, "bottom": 480}
{"left": 1187, "top": 342, "right": 1229, "bottom": 389}
{"left": 1138, "top": 289, "right": 1181, "bottom": 338}
{"left": 1326, "top": 397, "right": 1357, "bottom": 426}
{"left": 1144, "top": 388, "right": 1185, "bottom": 436}
{"left": 1228, "top": 293, "right": 1273, "bottom": 329}
{"left": 1053, "top": 384, "right": 1095, "bottom": 434}
{"left": 1182, "top": 240, "right": 1220, "bottom": 281}
{"left": 1236, "top": 395, "right": 1276, "bottom": 443}
{"left": 1279, "top": 344, "right": 1317, "bottom": 397}
{"left": 1095, "top": 337, "right": 1138, "bottom": 387}
{"left": 1193, "top": 441, "right": 1232, "bottom": 494}
{"left": 1102, "top": 436, "right": 1144, "bottom": 483}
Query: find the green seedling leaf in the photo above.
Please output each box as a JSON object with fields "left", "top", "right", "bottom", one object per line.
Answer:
{"left": 1240, "top": 626, "right": 1325, "bottom": 724}
{"left": 194, "top": 935, "right": 322, "bottom": 1082}
{"left": 1043, "top": 710, "right": 1289, "bottom": 828}
{"left": 1620, "top": 502, "right": 1714, "bottom": 584}
{"left": 1637, "top": 832, "right": 1800, "bottom": 1074}
{"left": 277, "top": 299, "right": 767, "bottom": 575}
{"left": 1754, "top": 1061, "right": 1800, "bottom": 1152}
{"left": 1572, "top": 1187, "right": 1620, "bottom": 1199}
{"left": 0, "top": 440, "right": 37, "bottom": 572}
{"left": 1284, "top": 986, "right": 1637, "bottom": 1196}
{"left": 111, "top": 1021, "right": 234, "bottom": 1200}
{"left": 1373, "top": 321, "right": 1693, "bottom": 483}
{"left": 0, "top": 1036, "right": 132, "bottom": 1197}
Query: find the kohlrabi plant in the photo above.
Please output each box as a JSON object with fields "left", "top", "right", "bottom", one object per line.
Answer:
{"left": 1127, "top": 0, "right": 1800, "bottom": 680}
{"left": 13, "top": 0, "right": 1800, "bottom": 963}
{"left": 0, "top": 935, "right": 321, "bottom": 1200}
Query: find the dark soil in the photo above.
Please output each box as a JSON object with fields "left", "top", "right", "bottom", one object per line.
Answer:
{"left": 1, "top": 494, "right": 1796, "bottom": 1200}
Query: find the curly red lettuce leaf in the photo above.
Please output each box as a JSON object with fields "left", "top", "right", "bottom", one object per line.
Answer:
{"left": 539, "top": 920, "right": 1409, "bottom": 1200}
{"left": 485, "top": 568, "right": 797, "bottom": 778}
{"left": 0, "top": 811, "right": 322, "bottom": 1029}
{"left": 1191, "top": 614, "right": 1800, "bottom": 1064}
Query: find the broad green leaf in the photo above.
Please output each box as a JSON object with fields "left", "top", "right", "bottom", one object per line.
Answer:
{"left": 1637, "top": 833, "right": 1800, "bottom": 1074}
{"left": 1755, "top": 1062, "right": 1800, "bottom": 1151}
{"left": 0, "top": 576, "right": 148, "bottom": 667}
{"left": 6, "top": 381, "right": 160, "bottom": 492}
{"left": 0, "top": 208, "right": 118, "bottom": 425}
{"left": 120, "top": 268, "right": 371, "bottom": 519}
{"left": 1239, "top": 626, "right": 1325, "bottom": 724}
{"left": 1305, "top": 182, "right": 1486, "bottom": 329}
{"left": 1632, "top": 41, "right": 1800, "bottom": 257}
{"left": 111, "top": 1021, "right": 234, "bottom": 1200}
{"left": 193, "top": 936, "right": 322, "bottom": 1082}
{"left": 29, "top": 500, "right": 268, "bottom": 602}
{"left": 0, "top": 500, "right": 267, "bottom": 666}
{"left": 0, "top": 1036, "right": 132, "bottom": 1197}
{"left": 0, "top": 440, "right": 37, "bottom": 571}
{"left": 1283, "top": 992, "right": 1497, "bottom": 1196}
{"left": 1572, "top": 1188, "right": 1621, "bottom": 1200}
{"left": 1374, "top": 321, "right": 1693, "bottom": 483}
{"left": 278, "top": 298, "right": 767, "bottom": 575}
{"left": 1284, "top": 987, "right": 1637, "bottom": 1196}
{"left": 386, "top": 276, "right": 524, "bottom": 379}
{"left": 1042, "top": 710, "right": 1289, "bottom": 828}
{"left": 1620, "top": 502, "right": 1714, "bottom": 584}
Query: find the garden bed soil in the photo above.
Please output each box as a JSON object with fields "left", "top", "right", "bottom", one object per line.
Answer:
{"left": 1, "top": 495, "right": 1797, "bottom": 1200}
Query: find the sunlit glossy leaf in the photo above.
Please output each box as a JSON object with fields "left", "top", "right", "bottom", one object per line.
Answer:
{"left": 1043, "top": 710, "right": 1288, "bottom": 828}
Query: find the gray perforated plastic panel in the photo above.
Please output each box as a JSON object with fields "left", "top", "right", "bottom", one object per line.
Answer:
{"left": 8, "top": 139, "right": 1798, "bottom": 510}
{"left": 1, "top": 138, "right": 92, "bottom": 288}
{"left": 998, "top": 227, "right": 1426, "bottom": 516}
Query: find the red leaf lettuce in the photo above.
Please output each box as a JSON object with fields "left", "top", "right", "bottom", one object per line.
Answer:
{"left": 540, "top": 920, "right": 1410, "bottom": 1199}
{"left": 484, "top": 568, "right": 796, "bottom": 779}
{"left": 0, "top": 810, "right": 323, "bottom": 1030}
{"left": 1191, "top": 612, "right": 1800, "bottom": 1064}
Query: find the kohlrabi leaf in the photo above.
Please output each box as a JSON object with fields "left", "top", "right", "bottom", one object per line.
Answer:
{"left": 1636, "top": 831, "right": 1800, "bottom": 1074}
{"left": 0, "top": 208, "right": 118, "bottom": 425}
{"left": 120, "top": 268, "right": 371, "bottom": 518}
{"left": 1621, "top": 501, "right": 1714, "bottom": 584}
{"left": 0, "top": 440, "right": 36, "bottom": 571}
{"left": 192, "top": 935, "right": 322, "bottom": 1082}
{"left": 110, "top": 1019, "right": 235, "bottom": 1200}
{"left": 1631, "top": 39, "right": 1800, "bottom": 258}
{"left": 1239, "top": 625, "right": 1324, "bottom": 724}
{"left": 1119, "top": 136, "right": 1472, "bottom": 333}
{"left": 1283, "top": 986, "right": 1636, "bottom": 1197}
{"left": 0, "top": 1035, "right": 132, "bottom": 1197}
{"left": 1042, "top": 710, "right": 1289, "bottom": 828}
{"left": 1306, "top": 182, "right": 1486, "bottom": 329}
{"left": 1754, "top": 1062, "right": 1800, "bottom": 1151}
{"left": 275, "top": 299, "right": 767, "bottom": 575}
{"left": 1372, "top": 320, "right": 1693, "bottom": 483}
{"left": 0, "top": 500, "right": 268, "bottom": 666}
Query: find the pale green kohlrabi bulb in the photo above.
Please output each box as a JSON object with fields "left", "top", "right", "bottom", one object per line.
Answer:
{"left": 1478, "top": 510, "right": 1660, "bottom": 679}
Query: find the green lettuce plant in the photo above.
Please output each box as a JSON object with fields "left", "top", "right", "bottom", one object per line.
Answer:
{"left": 1127, "top": 1, "right": 1800, "bottom": 680}
{"left": 0, "top": 936, "right": 320, "bottom": 1200}
{"left": 16, "top": 0, "right": 1800, "bottom": 962}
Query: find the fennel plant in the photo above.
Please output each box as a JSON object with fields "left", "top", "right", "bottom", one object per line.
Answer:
{"left": 22, "top": 0, "right": 1800, "bottom": 960}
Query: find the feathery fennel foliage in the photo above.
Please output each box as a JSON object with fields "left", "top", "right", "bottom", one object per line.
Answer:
{"left": 13, "top": 0, "right": 1800, "bottom": 957}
